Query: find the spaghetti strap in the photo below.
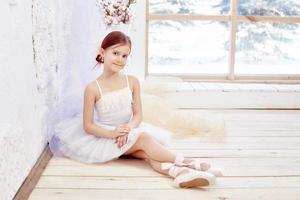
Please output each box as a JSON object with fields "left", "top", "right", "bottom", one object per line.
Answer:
{"left": 125, "top": 74, "right": 130, "bottom": 88}
{"left": 95, "top": 80, "right": 103, "bottom": 96}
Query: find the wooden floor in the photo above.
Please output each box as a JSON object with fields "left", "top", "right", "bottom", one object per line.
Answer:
{"left": 29, "top": 110, "right": 300, "bottom": 200}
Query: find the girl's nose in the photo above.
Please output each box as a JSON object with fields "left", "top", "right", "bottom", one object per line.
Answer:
{"left": 117, "top": 56, "right": 123, "bottom": 63}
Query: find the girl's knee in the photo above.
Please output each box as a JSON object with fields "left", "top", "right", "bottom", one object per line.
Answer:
{"left": 124, "top": 135, "right": 149, "bottom": 154}
{"left": 138, "top": 132, "right": 153, "bottom": 142}
{"left": 132, "top": 132, "right": 154, "bottom": 151}
{"left": 135, "top": 132, "right": 154, "bottom": 147}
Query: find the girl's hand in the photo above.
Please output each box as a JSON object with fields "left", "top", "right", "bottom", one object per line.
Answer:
{"left": 111, "top": 125, "right": 130, "bottom": 138}
{"left": 113, "top": 124, "right": 132, "bottom": 148}
{"left": 115, "top": 134, "right": 128, "bottom": 148}
{"left": 121, "top": 124, "right": 132, "bottom": 132}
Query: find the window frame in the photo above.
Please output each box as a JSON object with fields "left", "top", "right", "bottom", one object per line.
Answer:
{"left": 145, "top": 0, "right": 300, "bottom": 83}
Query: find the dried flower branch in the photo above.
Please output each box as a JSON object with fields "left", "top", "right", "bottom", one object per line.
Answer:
{"left": 96, "top": 0, "right": 136, "bottom": 26}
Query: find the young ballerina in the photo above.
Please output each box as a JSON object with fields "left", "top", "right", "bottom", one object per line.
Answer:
{"left": 54, "top": 31, "right": 221, "bottom": 188}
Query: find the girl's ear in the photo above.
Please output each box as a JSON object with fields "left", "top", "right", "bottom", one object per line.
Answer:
{"left": 100, "top": 48, "right": 105, "bottom": 57}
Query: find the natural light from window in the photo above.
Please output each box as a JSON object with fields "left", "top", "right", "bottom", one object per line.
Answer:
{"left": 147, "top": 0, "right": 300, "bottom": 79}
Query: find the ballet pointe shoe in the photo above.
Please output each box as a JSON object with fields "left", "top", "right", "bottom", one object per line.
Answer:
{"left": 175, "top": 154, "right": 223, "bottom": 177}
{"left": 206, "top": 168, "right": 223, "bottom": 177}
{"left": 161, "top": 163, "right": 216, "bottom": 188}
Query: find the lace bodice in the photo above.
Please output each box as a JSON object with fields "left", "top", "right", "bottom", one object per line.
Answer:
{"left": 94, "top": 78, "right": 133, "bottom": 126}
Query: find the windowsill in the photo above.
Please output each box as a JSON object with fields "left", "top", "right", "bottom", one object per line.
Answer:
{"left": 161, "top": 82, "right": 300, "bottom": 109}
{"left": 175, "top": 82, "right": 300, "bottom": 93}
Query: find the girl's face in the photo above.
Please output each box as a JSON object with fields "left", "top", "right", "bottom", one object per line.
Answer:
{"left": 101, "top": 44, "right": 131, "bottom": 72}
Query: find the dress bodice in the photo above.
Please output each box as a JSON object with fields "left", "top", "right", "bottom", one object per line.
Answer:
{"left": 94, "top": 79, "right": 133, "bottom": 126}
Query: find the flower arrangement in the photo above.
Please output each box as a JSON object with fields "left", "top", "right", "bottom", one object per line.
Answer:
{"left": 96, "top": 0, "right": 136, "bottom": 26}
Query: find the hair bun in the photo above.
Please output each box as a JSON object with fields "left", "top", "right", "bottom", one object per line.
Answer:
{"left": 96, "top": 54, "right": 101, "bottom": 62}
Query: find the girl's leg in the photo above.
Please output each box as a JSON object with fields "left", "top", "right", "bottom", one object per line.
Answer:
{"left": 126, "top": 148, "right": 204, "bottom": 177}
{"left": 124, "top": 133, "right": 211, "bottom": 171}
{"left": 125, "top": 141, "right": 216, "bottom": 188}
{"left": 129, "top": 150, "right": 148, "bottom": 159}
{"left": 129, "top": 150, "right": 169, "bottom": 175}
{"left": 124, "top": 133, "right": 176, "bottom": 163}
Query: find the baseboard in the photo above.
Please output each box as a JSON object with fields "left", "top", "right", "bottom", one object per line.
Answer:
{"left": 13, "top": 144, "right": 52, "bottom": 200}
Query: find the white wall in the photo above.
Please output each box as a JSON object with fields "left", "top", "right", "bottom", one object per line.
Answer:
{"left": 0, "top": 0, "right": 72, "bottom": 199}
{"left": 128, "top": 0, "right": 146, "bottom": 80}
{"left": 0, "top": 1, "right": 45, "bottom": 200}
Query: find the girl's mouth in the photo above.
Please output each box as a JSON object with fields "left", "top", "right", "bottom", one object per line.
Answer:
{"left": 114, "top": 63, "right": 123, "bottom": 68}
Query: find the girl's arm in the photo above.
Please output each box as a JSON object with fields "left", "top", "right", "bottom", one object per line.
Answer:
{"left": 127, "top": 75, "right": 143, "bottom": 129}
{"left": 83, "top": 83, "right": 124, "bottom": 138}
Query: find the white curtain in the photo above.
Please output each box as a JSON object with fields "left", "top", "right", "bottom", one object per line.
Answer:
{"left": 49, "top": 0, "right": 105, "bottom": 154}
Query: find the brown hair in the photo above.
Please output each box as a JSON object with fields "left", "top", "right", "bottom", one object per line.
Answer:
{"left": 96, "top": 31, "right": 131, "bottom": 63}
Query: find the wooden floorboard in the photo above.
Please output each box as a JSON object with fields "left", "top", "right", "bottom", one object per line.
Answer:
{"left": 35, "top": 176, "right": 300, "bottom": 189}
{"left": 29, "top": 188, "right": 300, "bottom": 200}
{"left": 28, "top": 110, "right": 300, "bottom": 200}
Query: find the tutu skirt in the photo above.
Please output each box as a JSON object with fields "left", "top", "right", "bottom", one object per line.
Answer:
{"left": 53, "top": 117, "right": 171, "bottom": 163}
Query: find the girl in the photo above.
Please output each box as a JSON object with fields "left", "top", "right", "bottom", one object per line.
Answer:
{"left": 54, "top": 31, "right": 221, "bottom": 188}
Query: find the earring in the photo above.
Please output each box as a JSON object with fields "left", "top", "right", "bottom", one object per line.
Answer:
{"left": 96, "top": 54, "right": 104, "bottom": 63}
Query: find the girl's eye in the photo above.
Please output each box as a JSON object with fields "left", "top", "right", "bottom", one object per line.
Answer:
{"left": 123, "top": 55, "right": 128, "bottom": 58}
{"left": 113, "top": 52, "right": 119, "bottom": 55}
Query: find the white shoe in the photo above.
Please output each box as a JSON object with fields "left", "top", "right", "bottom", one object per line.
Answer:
{"left": 161, "top": 163, "right": 216, "bottom": 188}
{"left": 206, "top": 168, "right": 223, "bottom": 177}
{"left": 174, "top": 168, "right": 216, "bottom": 188}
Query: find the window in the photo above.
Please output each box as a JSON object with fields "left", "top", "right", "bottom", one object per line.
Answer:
{"left": 146, "top": 0, "right": 300, "bottom": 82}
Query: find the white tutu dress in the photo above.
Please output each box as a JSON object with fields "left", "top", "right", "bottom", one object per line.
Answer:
{"left": 54, "top": 75, "right": 172, "bottom": 163}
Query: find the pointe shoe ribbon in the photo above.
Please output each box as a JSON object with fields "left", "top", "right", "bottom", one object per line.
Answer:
{"left": 161, "top": 163, "right": 179, "bottom": 177}
{"left": 161, "top": 162, "right": 175, "bottom": 170}
{"left": 175, "top": 154, "right": 223, "bottom": 177}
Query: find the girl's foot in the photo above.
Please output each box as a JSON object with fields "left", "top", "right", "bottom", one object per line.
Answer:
{"left": 175, "top": 154, "right": 223, "bottom": 177}
{"left": 161, "top": 163, "right": 215, "bottom": 188}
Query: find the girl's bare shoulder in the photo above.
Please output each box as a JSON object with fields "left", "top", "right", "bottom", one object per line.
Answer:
{"left": 84, "top": 81, "right": 100, "bottom": 98}
{"left": 127, "top": 75, "right": 140, "bottom": 87}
